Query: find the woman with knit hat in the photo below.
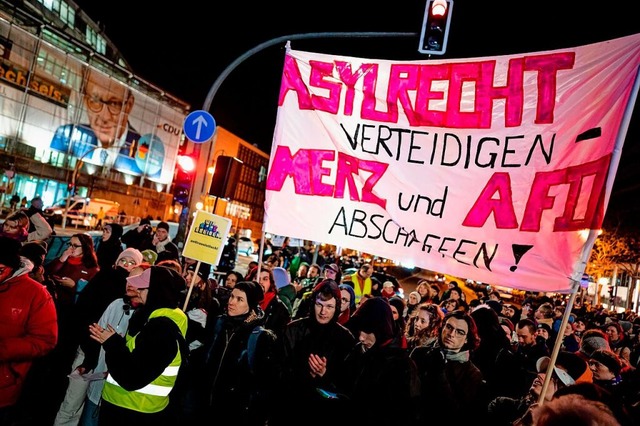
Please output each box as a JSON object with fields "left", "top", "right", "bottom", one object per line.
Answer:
{"left": 589, "top": 348, "right": 624, "bottom": 388}
{"left": 587, "top": 348, "right": 640, "bottom": 423}
{"left": 190, "top": 280, "right": 280, "bottom": 425}
{"left": 576, "top": 328, "right": 611, "bottom": 362}
{"left": 89, "top": 266, "right": 189, "bottom": 424}
{"left": 54, "top": 247, "right": 143, "bottom": 425}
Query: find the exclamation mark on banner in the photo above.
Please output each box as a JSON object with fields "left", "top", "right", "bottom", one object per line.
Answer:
{"left": 510, "top": 244, "right": 533, "bottom": 272}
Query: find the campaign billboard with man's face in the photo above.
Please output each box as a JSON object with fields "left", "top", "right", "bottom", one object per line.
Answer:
{"left": 0, "top": 19, "right": 184, "bottom": 185}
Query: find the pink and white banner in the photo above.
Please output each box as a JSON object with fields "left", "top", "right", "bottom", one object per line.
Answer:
{"left": 265, "top": 34, "right": 640, "bottom": 293}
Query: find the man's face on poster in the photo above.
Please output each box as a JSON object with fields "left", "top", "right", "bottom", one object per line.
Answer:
{"left": 83, "top": 73, "right": 134, "bottom": 148}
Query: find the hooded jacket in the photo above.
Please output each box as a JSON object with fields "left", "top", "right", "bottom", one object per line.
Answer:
{"left": 0, "top": 261, "right": 58, "bottom": 408}
{"left": 100, "top": 267, "right": 188, "bottom": 416}
{"left": 96, "top": 223, "right": 123, "bottom": 271}
{"left": 340, "top": 297, "right": 420, "bottom": 425}
{"left": 278, "top": 280, "right": 356, "bottom": 413}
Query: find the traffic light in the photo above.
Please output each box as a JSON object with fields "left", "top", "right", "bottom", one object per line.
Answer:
{"left": 173, "top": 155, "right": 196, "bottom": 205}
{"left": 419, "top": 0, "right": 453, "bottom": 55}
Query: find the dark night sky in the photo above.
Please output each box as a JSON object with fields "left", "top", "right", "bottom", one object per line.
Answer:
{"left": 73, "top": 0, "right": 640, "bottom": 229}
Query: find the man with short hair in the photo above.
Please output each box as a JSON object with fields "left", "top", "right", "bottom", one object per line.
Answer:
{"left": 300, "top": 263, "right": 322, "bottom": 292}
{"left": 322, "top": 263, "right": 341, "bottom": 283}
{"left": 513, "top": 318, "right": 551, "bottom": 394}
{"left": 152, "top": 221, "right": 180, "bottom": 263}
{"left": 346, "top": 263, "right": 373, "bottom": 305}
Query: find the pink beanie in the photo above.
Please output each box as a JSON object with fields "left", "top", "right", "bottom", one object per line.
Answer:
{"left": 117, "top": 248, "right": 143, "bottom": 266}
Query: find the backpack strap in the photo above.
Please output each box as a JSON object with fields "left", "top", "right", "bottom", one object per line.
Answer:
{"left": 204, "top": 315, "right": 224, "bottom": 364}
{"left": 234, "top": 325, "right": 265, "bottom": 375}
{"left": 246, "top": 325, "right": 264, "bottom": 374}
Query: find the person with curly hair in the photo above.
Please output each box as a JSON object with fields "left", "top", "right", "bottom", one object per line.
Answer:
{"left": 406, "top": 302, "right": 445, "bottom": 350}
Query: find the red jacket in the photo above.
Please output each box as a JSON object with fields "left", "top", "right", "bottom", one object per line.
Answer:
{"left": 0, "top": 270, "right": 58, "bottom": 408}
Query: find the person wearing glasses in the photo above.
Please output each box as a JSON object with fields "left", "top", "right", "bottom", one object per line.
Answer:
{"left": 45, "top": 233, "right": 99, "bottom": 308}
{"left": 337, "top": 283, "right": 356, "bottom": 325}
{"left": 49, "top": 68, "right": 146, "bottom": 175}
{"left": 410, "top": 310, "right": 488, "bottom": 424}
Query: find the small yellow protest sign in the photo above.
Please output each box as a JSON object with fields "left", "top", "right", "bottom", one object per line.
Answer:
{"left": 182, "top": 210, "right": 232, "bottom": 265}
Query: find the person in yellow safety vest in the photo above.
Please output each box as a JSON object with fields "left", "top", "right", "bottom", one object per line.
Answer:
{"left": 347, "top": 263, "right": 374, "bottom": 305}
{"left": 89, "top": 266, "right": 188, "bottom": 425}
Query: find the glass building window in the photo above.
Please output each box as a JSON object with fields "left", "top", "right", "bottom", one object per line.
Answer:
{"left": 85, "top": 26, "right": 106, "bottom": 55}
{"left": 38, "top": 0, "right": 76, "bottom": 27}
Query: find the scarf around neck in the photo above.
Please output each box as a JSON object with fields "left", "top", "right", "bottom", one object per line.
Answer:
{"left": 443, "top": 348, "right": 471, "bottom": 363}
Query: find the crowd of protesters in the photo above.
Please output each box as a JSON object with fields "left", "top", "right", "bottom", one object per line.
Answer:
{"left": 1, "top": 220, "right": 640, "bottom": 425}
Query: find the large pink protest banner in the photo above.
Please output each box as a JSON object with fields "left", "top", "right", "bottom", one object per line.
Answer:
{"left": 264, "top": 34, "right": 640, "bottom": 293}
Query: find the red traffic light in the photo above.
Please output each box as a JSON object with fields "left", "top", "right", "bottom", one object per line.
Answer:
{"left": 419, "top": 0, "right": 454, "bottom": 55}
{"left": 177, "top": 155, "right": 196, "bottom": 173}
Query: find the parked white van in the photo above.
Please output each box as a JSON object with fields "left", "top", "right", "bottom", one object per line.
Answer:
{"left": 43, "top": 196, "right": 119, "bottom": 227}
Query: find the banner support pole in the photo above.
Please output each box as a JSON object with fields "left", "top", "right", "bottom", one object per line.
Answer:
{"left": 182, "top": 260, "right": 201, "bottom": 312}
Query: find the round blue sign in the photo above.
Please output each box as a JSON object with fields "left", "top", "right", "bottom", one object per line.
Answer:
{"left": 183, "top": 110, "right": 216, "bottom": 143}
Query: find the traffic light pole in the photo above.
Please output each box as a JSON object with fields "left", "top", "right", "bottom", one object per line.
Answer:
{"left": 202, "top": 31, "right": 416, "bottom": 112}
{"left": 196, "top": 31, "right": 420, "bottom": 263}
{"left": 199, "top": 31, "right": 416, "bottom": 240}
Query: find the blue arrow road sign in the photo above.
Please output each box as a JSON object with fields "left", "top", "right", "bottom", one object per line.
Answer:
{"left": 183, "top": 110, "right": 216, "bottom": 143}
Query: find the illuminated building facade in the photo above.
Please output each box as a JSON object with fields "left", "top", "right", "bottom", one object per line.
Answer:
{"left": 0, "top": 0, "right": 189, "bottom": 220}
